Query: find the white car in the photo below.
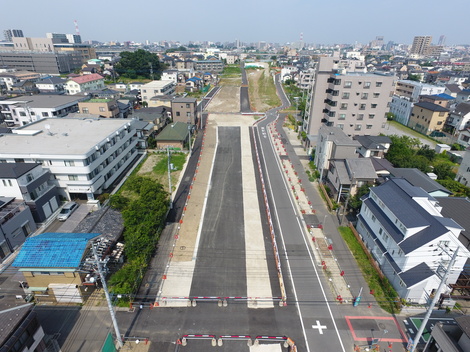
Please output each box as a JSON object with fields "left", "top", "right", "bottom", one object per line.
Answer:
{"left": 57, "top": 202, "right": 79, "bottom": 221}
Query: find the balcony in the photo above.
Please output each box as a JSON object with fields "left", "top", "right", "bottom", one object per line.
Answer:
{"left": 0, "top": 199, "right": 26, "bottom": 226}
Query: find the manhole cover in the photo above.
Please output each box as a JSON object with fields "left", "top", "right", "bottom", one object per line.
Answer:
{"left": 379, "top": 323, "right": 386, "bottom": 329}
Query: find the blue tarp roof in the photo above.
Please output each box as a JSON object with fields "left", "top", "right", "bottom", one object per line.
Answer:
{"left": 12, "top": 233, "right": 99, "bottom": 269}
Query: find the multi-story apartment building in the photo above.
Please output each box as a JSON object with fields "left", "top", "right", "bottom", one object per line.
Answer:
{"left": 64, "top": 73, "right": 105, "bottom": 94}
{"left": 0, "top": 118, "right": 140, "bottom": 200}
{"left": 0, "top": 163, "right": 60, "bottom": 222}
{"left": 408, "top": 101, "right": 449, "bottom": 135}
{"left": 356, "top": 178, "right": 469, "bottom": 303}
{"left": 193, "top": 59, "right": 224, "bottom": 73}
{"left": 171, "top": 97, "right": 198, "bottom": 126}
{"left": 410, "top": 36, "right": 432, "bottom": 56}
{"left": 305, "top": 56, "right": 394, "bottom": 144}
{"left": 140, "top": 80, "right": 176, "bottom": 104}
{"left": 78, "top": 99, "right": 120, "bottom": 118}
{"left": 0, "top": 95, "right": 87, "bottom": 126}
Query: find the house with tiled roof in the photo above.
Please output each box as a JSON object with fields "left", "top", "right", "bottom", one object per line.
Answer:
{"left": 356, "top": 178, "right": 470, "bottom": 303}
{"left": 12, "top": 232, "right": 100, "bottom": 304}
{"left": 64, "top": 73, "right": 105, "bottom": 95}
{"left": 155, "top": 121, "right": 189, "bottom": 150}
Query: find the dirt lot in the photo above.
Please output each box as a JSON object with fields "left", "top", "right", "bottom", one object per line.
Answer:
{"left": 247, "top": 63, "right": 280, "bottom": 112}
{"left": 206, "top": 84, "right": 240, "bottom": 113}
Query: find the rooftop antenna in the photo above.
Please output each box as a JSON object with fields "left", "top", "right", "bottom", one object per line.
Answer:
{"left": 44, "top": 123, "right": 53, "bottom": 136}
{"left": 74, "top": 19, "right": 80, "bottom": 36}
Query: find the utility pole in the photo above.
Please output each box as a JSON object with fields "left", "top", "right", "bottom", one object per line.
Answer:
{"left": 409, "top": 247, "right": 459, "bottom": 352}
{"left": 92, "top": 245, "right": 123, "bottom": 348}
{"left": 149, "top": 62, "right": 154, "bottom": 80}
{"left": 167, "top": 147, "right": 172, "bottom": 209}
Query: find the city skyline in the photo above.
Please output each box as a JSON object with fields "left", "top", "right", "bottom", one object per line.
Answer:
{"left": 2, "top": 0, "right": 469, "bottom": 46}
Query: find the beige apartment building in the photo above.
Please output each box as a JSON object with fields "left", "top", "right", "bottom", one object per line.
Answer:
{"left": 408, "top": 101, "right": 449, "bottom": 135}
{"left": 410, "top": 36, "right": 432, "bottom": 56}
{"left": 171, "top": 97, "right": 198, "bottom": 126}
{"left": 78, "top": 98, "right": 119, "bottom": 118}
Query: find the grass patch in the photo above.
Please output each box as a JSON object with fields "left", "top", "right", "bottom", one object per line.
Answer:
{"left": 222, "top": 65, "right": 241, "bottom": 75}
{"left": 259, "top": 71, "right": 281, "bottom": 107}
{"left": 338, "top": 226, "right": 400, "bottom": 314}
{"left": 386, "top": 120, "right": 437, "bottom": 145}
{"left": 153, "top": 153, "right": 186, "bottom": 174}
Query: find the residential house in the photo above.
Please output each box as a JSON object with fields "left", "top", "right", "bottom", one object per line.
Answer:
{"left": 456, "top": 90, "right": 470, "bottom": 104}
{"left": 328, "top": 158, "right": 377, "bottom": 202}
{"left": 456, "top": 151, "right": 470, "bottom": 187}
{"left": 389, "top": 95, "right": 414, "bottom": 125}
{"left": 12, "top": 232, "right": 100, "bottom": 304}
{"left": 314, "top": 125, "right": 360, "bottom": 179}
{"left": 171, "top": 97, "right": 198, "bottom": 126}
{"left": 129, "top": 82, "right": 144, "bottom": 91}
{"left": 0, "top": 94, "right": 87, "bottom": 126}
{"left": 161, "top": 70, "right": 178, "bottom": 83}
{"left": 444, "top": 84, "right": 461, "bottom": 98}
{"left": 408, "top": 101, "right": 449, "bottom": 135}
{"left": 0, "top": 118, "right": 140, "bottom": 200}
{"left": 0, "top": 163, "right": 60, "bottom": 223}
{"left": 353, "top": 135, "right": 391, "bottom": 158}
{"left": 140, "top": 80, "right": 175, "bottom": 104}
{"left": 389, "top": 168, "right": 452, "bottom": 197}
{"left": 35, "top": 76, "right": 66, "bottom": 93}
{"left": 185, "top": 77, "right": 202, "bottom": 92}
{"left": 78, "top": 98, "right": 120, "bottom": 118}
{"left": 356, "top": 178, "right": 469, "bottom": 304}
{"left": 445, "top": 102, "right": 470, "bottom": 132}
{"left": 419, "top": 93, "right": 454, "bottom": 108}
{"left": 423, "top": 315, "right": 470, "bottom": 352}
{"left": 0, "top": 71, "right": 41, "bottom": 92}
{"left": 64, "top": 73, "right": 105, "bottom": 95}
{"left": 133, "top": 106, "right": 171, "bottom": 133}
{"left": 155, "top": 121, "right": 190, "bottom": 150}
{"left": 457, "top": 129, "right": 470, "bottom": 148}
{"left": 0, "top": 197, "right": 37, "bottom": 263}
{"left": 436, "top": 196, "right": 470, "bottom": 250}
{"left": 0, "top": 304, "right": 47, "bottom": 352}
{"left": 395, "top": 80, "right": 446, "bottom": 101}
{"left": 148, "top": 95, "right": 174, "bottom": 108}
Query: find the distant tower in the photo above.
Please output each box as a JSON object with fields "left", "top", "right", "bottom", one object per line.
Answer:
{"left": 299, "top": 32, "right": 304, "bottom": 50}
{"left": 438, "top": 35, "right": 446, "bottom": 46}
{"left": 74, "top": 19, "right": 80, "bottom": 36}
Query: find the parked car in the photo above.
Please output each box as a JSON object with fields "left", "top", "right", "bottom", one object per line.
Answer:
{"left": 57, "top": 202, "right": 79, "bottom": 221}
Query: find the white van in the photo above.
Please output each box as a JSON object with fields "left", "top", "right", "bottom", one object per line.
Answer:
{"left": 57, "top": 202, "right": 79, "bottom": 221}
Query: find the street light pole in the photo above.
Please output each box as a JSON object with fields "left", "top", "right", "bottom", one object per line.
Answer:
{"left": 167, "top": 146, "right": 172, "bottom": 209}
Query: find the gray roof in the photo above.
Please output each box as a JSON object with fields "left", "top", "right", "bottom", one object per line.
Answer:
{"left": 1, "top": 94, "right": 86, "bottom": 109}
{"left": 133, "top": 107, "right": 168, "bottom": 122}
{"left": 345, "top": 158, "right": 377, "bottom": 180}
{"left": 445, "top": 84, "right": 461, "bottom": 93}
{"left": 390, "top": 168, "right": 452, "bottom": 195}
{"left": 172, "top": 97, "right": 197, "bottom": 104}
{"left": 454, "top": 102, "right": 470, "bottom": 116}
{"left": 156, "top": 122, "right": 189, "bottom": 141}
{"left": 455, "top": 316, "right": 470, "bottom": 339}
{"left": 371, "top": 157, "right": 394, "bottom": 172}
{"left": 414, "top": 101, "right": 449, "bottom": 112}
{"left": 319, "top": 125, "right": 361, "bottom": 147}
{"left": 0, "top": 304, "right": 34, "bottom": 345}
{"left": 435, "top": 197, "right": 470, "bottom": 241}
{"left": 37, "top": 76, "right": 66, "bottom": 85}
{"left": 363, "top": 198, "right": 404, "bottom": 243}
{"left": 0, "top": 163, "right": 39, "bottom": 178}
{"left": 399, "top": 262, "right": 436, "bottom": 288}
{"left": 353, "top": 135, "right": 391, "bottom": 150}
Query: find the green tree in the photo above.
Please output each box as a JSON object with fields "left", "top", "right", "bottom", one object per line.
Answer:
{"left": 408, "top": 74, "right": 421, "bottom": 82}
{"left": 348, "top": 184, "right": 371, "bottom": 211}
{"left": 437, "top": 180, "right": 470, "bottom": 197}
{"left": 114, "top": 49, "right": 163, "bottom": 79}
{"left": 433, "top": 162, "right": 455, "bottom": 180}
{"left": 147, "top": 136, "right": 156, "bottom": 149}
{"left": 417, "top": 145, "right": 436, "bottom": 161}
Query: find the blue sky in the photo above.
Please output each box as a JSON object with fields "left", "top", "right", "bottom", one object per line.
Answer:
{"left": 2, "top": 0, "right": 468, "bottom": 45}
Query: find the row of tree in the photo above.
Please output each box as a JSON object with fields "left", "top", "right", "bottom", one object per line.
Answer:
{"left": 114, "top": 49, "right": 164, "bottom": 80}
{"left": 107, "top": 175, "right": 168, "bottom": 295}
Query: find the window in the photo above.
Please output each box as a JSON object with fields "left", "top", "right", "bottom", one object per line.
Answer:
{"left": 339, "top": 114, "right": 346, "bottom": 120}
{"left": 359, "top": 104, "right": 366, "bottom": 110}
{"left": 376, "top": 82, "right": 383, "bottom": 87}
{"left": 176, "top": 111, "right": 180, "bottom": 116}
{"left": 366, "top": 124, "right": 373, "bottom": 129}
{"left": 340, "top": 103, "right": 348, "bottom": 110}
{"left": 355, "top": 124, "right": 362, "bottom": 131}
{"left": 143, "top": 89, "right": 147, "bottom": 93}
{"left": 99, "top": 107, "right": 105, "bottom": 112}
{"left": 82, "top": 108, "right": 89, "bottom": 114}
{"left": 26, "top": 173, "right": 34, "bottom": 182}
{"left": 328, "top": 111, "right": 336, "bottom": 117}
{"left": 19, "top": 111, "right": 26, "bottom": 116}
{"left": 364, "top": 82, "right": 371, "bottom": 88}
{"left": 361, "top": 93, "right": 368, "bottom": 99}
{"left": 371, "top": 104, "right": 377, "bottom": 108}
{"left": 68, "top": 175, "right": 78, "bottom": 181}
{"left": 344, "top": 81, "right": 352, "bottom": 88}
{"left": 437, "top": 121, "right": 443, "bottom": 125}
{"left": 186, "top": 103, "right": 190, "bottom": 108}
{"left": 2, "top": 180, "right": 6, "bottom": 186}
{"left": 337, "top": 124, "right": 344, "bottom": 130}
{"left": 342, "top": 92, "right": 350, "bottom": 99}
{"left": 373, "top": 93, "right": 380, "bottom": 98}
{"left": 186, "top": 112, "right": 191, "bottom": 117}
{"left": 42, "top": 112, "right": 48, "bottom": 117}
{"left": 64, "top": 160, "right": 75, "bottom": 166}
{"left": 371, "top": 214, "right": 376, "bottom": 222}
{"left": 357, "top": 114, "right": 364, "bottom": 120}
{"left": 369, "top": 114, "right": 375, "bottom": 119}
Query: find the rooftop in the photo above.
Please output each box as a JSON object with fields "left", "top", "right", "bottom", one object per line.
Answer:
{"left": 156, "top": 121, "right": 189, "bottom": 141}
{"left": 0, "top": 304, "right": 34, "bottom": 346}
{"left": 0, "top": 95, "right": 86, "bottom": 109}
{"left": 414, "top": 101, "right": 449, "bottom": 112}
{"left": 319, "top": 125, "right": 361, "bottom": 147}
{"left": 0, "top": 118, "right": 134, "bottom": 156}
{"left": 390, "top": 168, "right": 452, "bottom": 195}
{"left": 68, "top": 73, "right": 104, "bottom": 84}
{"left": 12, "top": 232, "right": 99, "bottom": 269}
{"left": 0, "top": 163, "right": 39, "bottom": 178}
{"left": 354, "top": 135, "right": 391, "bottom": 149}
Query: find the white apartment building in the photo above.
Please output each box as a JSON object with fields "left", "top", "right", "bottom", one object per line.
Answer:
{"left": 389, "top": 95, "right": 414, "bottom": 125}
{"left": 140, "top": 80, "right": 176, "bottom": 104}
{"left": 0, "top": 118, "right": 140, "bottom": 200}
{"left": 0, "top": 95, "right": 87, "bottom": 126}
{"left": 394, "top": 80, "right": 445, "bottom": 102}
{"left": 456, "top": 152, "right": 470, "bottom": 187}
{"left": 356, "top": 178, "right": 469, "bottom": 304}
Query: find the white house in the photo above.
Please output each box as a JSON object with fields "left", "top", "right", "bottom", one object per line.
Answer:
{"left": 390, "top": 95, "right": 414, "bottom": 126}
{"left": 35, "top": 76, "right": 66, "bottom": 93}
{"left": 64, "top": 73, "right": 105, "bottom": 95}
{"left": 446, "top": 102, "right": 470, "bottom": 132}
{"left": 140, "top": 80, "right": 176, "bottom": 104}
{"left": 0, "top": 95, "right": 88, "bottom": 126}
{"left": 356, "top": 178, "right": 469, "bottom": 304}
{"left": 456, "top": 151, "right": 470, "bottom": 187}
{"left": 0, "top": 118, "right": 140, "bottom": 201}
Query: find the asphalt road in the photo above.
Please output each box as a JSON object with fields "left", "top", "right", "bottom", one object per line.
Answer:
{"left": 254, "top": 75, "right": 351, "bottom": 352}
{"left": 190, "top": 127, "right": 247, "bottom": 297}
{"left": 240, "top": 63, "right": 251, "bottom": 113}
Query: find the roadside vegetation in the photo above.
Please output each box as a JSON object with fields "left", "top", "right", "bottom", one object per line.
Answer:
{"left": 219, "top": 64, "right": 241, "bottom": 85}
{"left": 247, "top": 66, "right": 281, "bottom": 111}
{"left": 106, "top": 152, "right": 187, "bottom": 301}
{"left": 339, "top": 226, "right": 401, "bottom": 314}
{"left": 282, "top": 80, "right": 306, "bottom": 116}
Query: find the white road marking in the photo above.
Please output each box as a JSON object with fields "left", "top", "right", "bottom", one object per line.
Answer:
{"left": 312, "top": 321, "right": 327, "bottom": 335}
